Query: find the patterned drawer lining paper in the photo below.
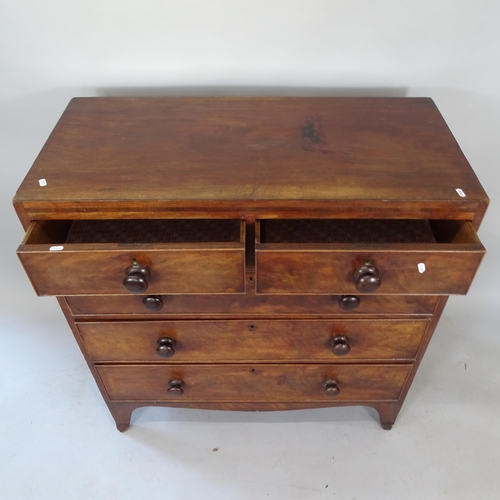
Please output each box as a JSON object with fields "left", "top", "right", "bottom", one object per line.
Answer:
{"left": 65, "top": 219, "right": 241, "bottom": 244}
{"left": 260, "top": 219, "right": 437, "bottom": 244}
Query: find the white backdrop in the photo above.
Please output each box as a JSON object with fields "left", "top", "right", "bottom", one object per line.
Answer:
{"left": 1, "top": 2, "right": 499, "bottom": 499}
{"left": 2, "top": 1, "right": 499, "bottom": 228}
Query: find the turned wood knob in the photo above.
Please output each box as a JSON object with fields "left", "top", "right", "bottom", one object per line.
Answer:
{"left": 167, "top": 379, "right": 184, "bottom": 397}
{"left": 156, "top": 337, "right": 176, "bottom": 358}
{"left": 339, "top": 295, "right": 360, "bottom": 311}
{"left": 354, "top": 262, "right": 381, "bottom": 293}
{"left": 330, "top": 336, "right": 350, "bottom": 356}
{"left": 323, "top": 379, "right": 340, "bottom": 397}
{"left": 143, "top": 296, "right": 164, "bottom": 312}
{"left": 123, "top": 260, "right": 151, "bottom": 294}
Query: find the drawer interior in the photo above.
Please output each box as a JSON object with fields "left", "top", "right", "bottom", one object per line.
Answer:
{"left": 257, "top": 219, "right": 480, "bottom": 245}
{"left": 24, "top": 219, "right": 244, "bottom": 245}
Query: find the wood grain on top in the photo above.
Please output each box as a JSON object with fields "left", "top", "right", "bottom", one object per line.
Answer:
{"left": 14, "top": 97, "right": 488, "bottom": 212}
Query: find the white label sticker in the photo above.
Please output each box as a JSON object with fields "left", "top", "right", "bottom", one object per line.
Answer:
{"left": 49, "top": 245, "right": 64, "bottom": 251}
{"left": 418, "top": 263, "right": 426, "bottom": 274}
{"left": 39, "top": 178, "right": 47, "bottom": 187}
{"left": 456, "top": 188, "right": 466, "bottom": 197}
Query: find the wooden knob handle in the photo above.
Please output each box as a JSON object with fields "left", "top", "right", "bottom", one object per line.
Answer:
{"left": 123, "top": 260, "right": 151, "bottom": 294}
{"left": 143, "top": 296, "right": 164, "bottom": 312}
{"left": 167, "top": 379, "right": 184, "bottom": 397}
{"left": 323, "top": 379, "right": 340, "bottom": 397}
{"left": 156, "top": 337, "right": 176, "bottom": 358}
{"left": 330, "top": 336, "right": 350, "bottom": 356}
{"left": 354, "top": 262, "right": 381, "bottom": 293}
{"left": 339, "top": 295, "right": 360, "bottom": 311}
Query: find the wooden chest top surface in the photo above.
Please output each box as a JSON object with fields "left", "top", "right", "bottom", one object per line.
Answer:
{"left": 14, "top": 97, "right": 488, "bottom": 219}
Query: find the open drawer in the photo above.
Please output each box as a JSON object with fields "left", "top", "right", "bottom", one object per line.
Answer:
{"left": 255, "top": 219, "right": 485, "bottom": 295}
{"left": 17, "top": 219, "right": 245, "bottom": 296}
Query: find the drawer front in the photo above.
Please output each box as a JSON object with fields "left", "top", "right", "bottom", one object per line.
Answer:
{"left": 256, "top": 248, "right": 484, "bottom": 295}
{"left": 97, "top": 363, "right": 412, "bottom": 403}
{"left": 66, "top": 294, "right": 439, "bottom": 317}
{"left": 17, "top": 220, "right": 245, "bottom": 296}
{"left": 78, "top": 319, "right": 429, "bottom": 363}
{"left": 19, "top": 248, "right": 244, "bottom": 296}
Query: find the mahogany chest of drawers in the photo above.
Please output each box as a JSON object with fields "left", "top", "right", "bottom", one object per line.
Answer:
{"left": 14, "top": 97, "right": 488, "bottom": 430}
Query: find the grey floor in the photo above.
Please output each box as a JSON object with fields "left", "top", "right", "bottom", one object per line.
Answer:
{"left": 1, "top": 102, "right": 500, "bottom": 500}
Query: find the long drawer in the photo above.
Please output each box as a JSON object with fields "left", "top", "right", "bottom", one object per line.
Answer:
{"left": 17, "top": 219, "right": 245, "bottom": 296}
{"left": 78, "top": 319, "right": 430, "bottom": 363}
{"left": 256, "top": 219, "right": 485, "bottom": 295}
{"left": 66, "top": 294, "right": 439, "bottom": 317}
{"left": 97, "top": 363, "right": 412, "bottom": 403}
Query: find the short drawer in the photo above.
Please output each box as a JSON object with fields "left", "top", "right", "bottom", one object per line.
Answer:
{"left": 97, "top": 363, "right": 412, "bottom": 403}
{"left": 17, "top": 219, "right": 245, "bottom": 296}
{"left": 66, "top": 294, "right": 438, "bottom": 317}
{"left": 256, "top": 219, "right": 485, "bottom": 295}
{"left": 78, "top": 319, "right": 429, "bottom": 363}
